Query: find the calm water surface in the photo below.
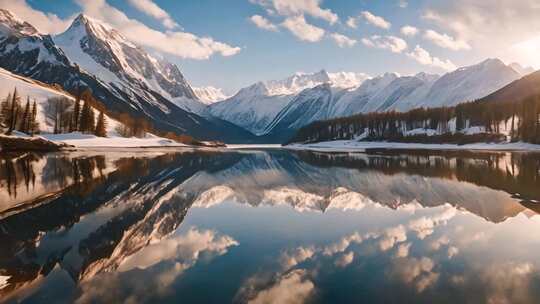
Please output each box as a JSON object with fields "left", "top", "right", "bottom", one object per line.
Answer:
{"left": 1, "top": 148, "right": 540, "bottom": 303}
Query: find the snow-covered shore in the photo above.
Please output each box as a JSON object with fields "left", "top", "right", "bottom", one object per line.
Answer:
{"left": 42, "top": 132, "right": 189, "bottom": 148}
{"left": 286, "top": 140, "right": 540, "bottom": 152}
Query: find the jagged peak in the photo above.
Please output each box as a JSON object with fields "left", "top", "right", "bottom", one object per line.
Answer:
{"left": 0, "top": 8, "right": 39, "bottom": 37}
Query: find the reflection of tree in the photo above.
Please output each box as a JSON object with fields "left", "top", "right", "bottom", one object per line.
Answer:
{"left": 0, "top": 153, "right": 40, "bottom": 199}
{"left": 296, "top": 151, "right": 540, "bottom": 204}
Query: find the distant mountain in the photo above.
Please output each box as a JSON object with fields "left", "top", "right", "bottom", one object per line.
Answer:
{"left": 257, "top": 59, "right": 522, "bottom": 142}
{"left": 509, "top": 62, "right": 535, "bottom": 76}
{"left": 0, "top": 9, "right": 255, "bottom": 142}
{"left": 193, "top": 86, "right": 229, "bottom": 104}
{"left": 208, "top": 70, "right": 369, "bottom": 135}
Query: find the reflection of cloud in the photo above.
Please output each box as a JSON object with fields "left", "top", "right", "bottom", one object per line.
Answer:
{"left": 280, "top": 246, "right": 316, "bottom": 269}
{"left": 416, "top": 272, "right": 440, "bottom": 292}
{"left": 248, "top": 269, "right": 315, "bottom": 304}
{"left": 379, "top": 225, "right": 407, "bottom": 251}
{"left": 391, "top": 257, "right": 439, "bottom": 293}
{"left": 481, "top": 262, "right": 535, "bottom": 304}
{"left": 447, "top": 246, "right": 459, "bottom": 259}
{"left": 335, "top": 251, "right": 354, "bottom": 268}
{"left": 395, "top": 242, "right": 412, "bottom": 258}
{"left": 429, "top": 235, "right": 450, "bottom": 251}
{"left": 323, "top": 232, "right": 362, "bottom": 256}
{"left": 119, "top": 227, "right": 238, "bottom": 271}
{"left": 77, "top": 228, "right": 238, "bottom": 303}
{"left": 408, "top": 206, "right": 456, "bottom": 239}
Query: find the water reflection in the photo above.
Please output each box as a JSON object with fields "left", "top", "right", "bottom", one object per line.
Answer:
{"left": 0, "top": 149, "right": 540, "bottom": 303}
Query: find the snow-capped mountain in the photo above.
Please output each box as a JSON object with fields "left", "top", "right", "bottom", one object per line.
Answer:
{"left": 419, "top": 58, "right": 521, "bottom": 108}
{"left": 53, "top": 14, "right": 204, "bottom": 114}
{"left": 257, "top": 59, "right": 522, "bottom": 141}
{"left": 193, "top": 86, "right": 229, "bottom": 104}
{"left": 509, "top": 62, "right": 535, "bottom": 76}
{"left": 0, "top": 9, "right": 256, "bottom": 142}
{"left": 208, "top": 70, "right": 369, "bottom": 135}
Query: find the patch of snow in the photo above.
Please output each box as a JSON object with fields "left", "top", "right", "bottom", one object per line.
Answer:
{"left": 42, "top": 132, "right": 188, "bottom": 148}
{"left": 193, "top": 86, "right": 229, "bottom": 104}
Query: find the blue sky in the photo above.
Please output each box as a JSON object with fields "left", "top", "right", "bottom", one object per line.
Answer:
{"left": 8, "top": 0, "right": 540, "bottom": 93}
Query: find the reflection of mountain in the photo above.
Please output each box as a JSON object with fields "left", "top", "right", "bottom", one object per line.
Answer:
{"left": 0, "top": 151, "right": 242, "bottom": 299}
{"left": 1, "top": 149, "right": 540, "bottom": 299}
{"left": 182, "top": 150, "right": 539, "bottom": 222}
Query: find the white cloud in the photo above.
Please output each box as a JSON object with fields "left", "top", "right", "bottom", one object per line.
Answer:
{"left": 400, "top": 25, "right": 419, "bottom": 37}
{"left": 127, "top": 0, "right": 179, "bottom": 29}
{"left": 0, "top": 0, "right": 72, "bottom": 34}
{"left": 248, "top": 269, "right": 315, "bottom": 304}
{"left": 423, "top": 29, "right": 471, "bottom": 51}
{"left": 75, "top": 0, "right": 241, "bottom": 60}
{"left": 250, "top": 14, "right": 279, "bottom": 32}
{"left": 407, "top": 45, "right": 457, "bottom": 71}
{"left": 330, "top": 33, "right": 357, "bottom": 48}
{"left": 250, "top": 0, "right": 338, "bottom": 24}
{"left": 281, "top": 15, "right": 325, "bottom": 42}
{"left": 360, "top": 11, "right": 391, "bottom": 29}
{"left": 398, "top": 0, "right": 408, "bottom": 8}
{"left": 346, "top": 17, "right": 357, "bottom": 29}
{"left": 362, "top": 35, "right": 407, "bottom": 53}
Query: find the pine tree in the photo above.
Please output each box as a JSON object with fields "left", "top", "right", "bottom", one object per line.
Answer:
{"left": 79, "top": 100, "right": 95, "bottom": 133}
{"left": 71, "top": 91, "right": 81, "bottom": 132}
{"left": 0, "top": 92, "right": 11, "bottom": 129}
{"left": 20, "top": 97, "right": 30, "bottom": 134}
{"left": 30, "top": 101, "right": 39, "bottom": 136}
{"left": 94, "top": 111, "right": 107, "bottom": 137}
{"left": 6, "top": 88, "right": 20, "bottom": 134}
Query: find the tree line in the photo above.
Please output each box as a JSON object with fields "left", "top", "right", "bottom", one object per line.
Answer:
{"left": 45, "top": 88, "right": 107, "bottom": 137}
{"left": 289, "top": 94, "right": 540, "bottom": 145}
{"left": 0, "top": 88, "right": 39, "bottom": 136}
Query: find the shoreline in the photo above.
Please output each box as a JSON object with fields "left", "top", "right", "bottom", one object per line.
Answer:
{"left": 285, "top": 140, "right": 540, "bottom": 153}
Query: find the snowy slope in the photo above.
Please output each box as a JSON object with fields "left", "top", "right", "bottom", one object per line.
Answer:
{"left": 420, "top": 59, "right": 521, "bottom": 108}
{"left": 193, "top": 86, "right": 229, "bottom": 104}
{"left": 208, "top": 70, "right": 370, "bottom": 135}
{"left": 0, "top": 67, "right": 187, "bottom": 147}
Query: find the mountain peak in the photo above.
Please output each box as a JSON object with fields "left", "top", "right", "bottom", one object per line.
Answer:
{"left": 0, "top": 9, "right": 39, "bottom": 37}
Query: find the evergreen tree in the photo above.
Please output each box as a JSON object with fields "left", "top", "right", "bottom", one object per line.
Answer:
{"left": 0, "top": 92, "right": 11, "bottom": 129}
{"left": 6, "top": 88, "right": 20, "bottom": 134}
{"left": 94, "top": 111, "right": 107, "bottom": 137}
{"left": 79, "top": 100, "right": 95, "bottom": 133}
{"left": 30, "top": 101, "right": 39, "bottom": 136}
{"left": 20, "top": 97, "right": 31, "bottom": 133}
{"left": 71, "top": 91, "right": 81, "bottom": 132}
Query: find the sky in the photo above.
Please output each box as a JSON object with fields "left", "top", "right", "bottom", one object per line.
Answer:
{"left": 3, "top": 0, "right": 540, "bottom": 94}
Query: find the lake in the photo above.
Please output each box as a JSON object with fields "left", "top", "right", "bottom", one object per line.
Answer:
{"left": 1, "top": 148, "right": 540, "bottom": 303}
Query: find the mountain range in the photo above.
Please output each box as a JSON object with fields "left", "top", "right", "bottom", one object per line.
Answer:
{"left": 0, "top": 9, "right": 536, "bottom": 143}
